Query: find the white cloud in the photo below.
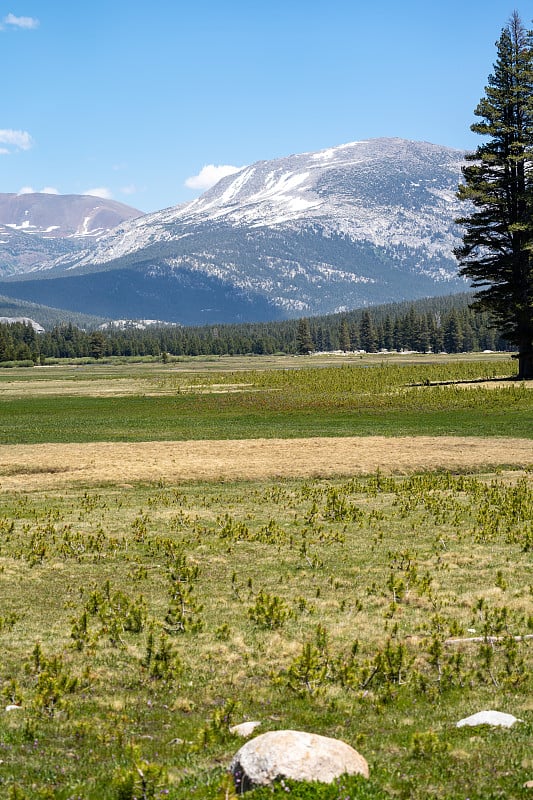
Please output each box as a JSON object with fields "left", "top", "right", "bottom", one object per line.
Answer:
{"left": 120, "top": 184, "right": 137, "bottom": 196}
{"left": 3, "top": 13, "right": 39, "bottom": 29}
{"left": 83, "top": 187, "right": 113, "bottom": 199}
{"left": 185, "top": 164, "right": 242, "bottom": 191}
{"left": 18, "top": 186, "right": 60, "bottom": 195}
{"left": 0, "top": 129, "right": 33, "bottom": 153}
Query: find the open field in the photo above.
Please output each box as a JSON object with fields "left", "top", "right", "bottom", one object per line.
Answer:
{"left": 0, "top": 355, "right": 532, "bottom": 799}
{"left": 0, "top": 471, "right": 532, "bottom": 799}
{"left": 0, "top": 436, "right": 531, "bottom": 491}
{"left": 1, "top": 355, "right": 532, "bottom": 444}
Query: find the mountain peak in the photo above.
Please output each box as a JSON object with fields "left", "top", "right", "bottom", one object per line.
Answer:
{"left": 0, "top": 193, "right": 143, "bottom": 240}
{"left": 175, "top": 137, "right": 465, "bottom": 249}
{"left": 0, "top": 138, "right": 468, "bottom": 324}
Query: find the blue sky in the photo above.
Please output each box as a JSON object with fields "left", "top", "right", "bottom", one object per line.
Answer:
{"left": 0, "top": 1, "right": 523, "bottom": 212}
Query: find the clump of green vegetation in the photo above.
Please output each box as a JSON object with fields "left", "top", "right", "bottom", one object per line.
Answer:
{"left": 248, "top": 590, "right": 291, "bottom": 630}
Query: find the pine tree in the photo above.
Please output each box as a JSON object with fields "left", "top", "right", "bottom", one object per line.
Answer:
{"left": 405, "top": 306, "right": 419, "bottom": 350}
{"left": 416, "top": 315, "right": 431, "bottom": 353}
{"left": 349, "top": 323, "right": 360, "bottom": 352}
{"left": 383, "top": 315, "right": 394, "bottom": 351}
{"left": 296, "top": 318, "right": 314, "bottom": 354}
{"left": 443, "top": 310, "right": 464, "bottom": 353}
{"left": 393, "top": 317, "right": 403, "bottom": 351}
{"left": 359, "top": 311, "right": 378, "bottom": 352}
{"left": 339, "top": 319, "right": 351, "bottom": 352}
{"left": 88, "top": 331, "right": 107, "bottom": 360}
{"left": 455, "top": 13, "right": 533, "bottom": 378}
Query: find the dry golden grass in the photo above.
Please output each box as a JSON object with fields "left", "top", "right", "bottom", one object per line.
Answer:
{"left": 0, "top": 377, "right": 141, "bottom": 397}
{"left": 443, "top": 379, "right": 533, "bottom": 389}
{"left": 0, "top": 435, "right": 531, "bottom": 490}
{"left": 0, "top": 377, "right": 156, "bottom": 397}
{"left": 0, "top": 378, "right": 256, "bottom": 397}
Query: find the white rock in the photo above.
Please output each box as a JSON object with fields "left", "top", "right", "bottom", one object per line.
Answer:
{"left": 230, "top": 729, "right": 369, "bottom": 791}
{"left": 229, "top": 720, "right": 262, "bottom": 738}
{"left": 456, "top": 710, "right": 521, "bottom": 728}
{"left": 5, "top": 705, "right": 22, "bottom": 712}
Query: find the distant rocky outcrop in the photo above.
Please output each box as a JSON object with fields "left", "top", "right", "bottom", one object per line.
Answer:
{"left": 0, "top": 316, "right": 44, "bottom": 332}
{"left": 0, "top": 193, "right": 142, "bottom": 240}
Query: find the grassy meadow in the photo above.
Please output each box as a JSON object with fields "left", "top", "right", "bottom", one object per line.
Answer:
{"left": 0, "top": 353, "right": 532, "bottom": 799}
{"left": 0, "top": 353, "right": 532, "bottom": 443}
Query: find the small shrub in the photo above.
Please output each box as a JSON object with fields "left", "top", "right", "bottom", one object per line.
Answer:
{"left": 197, "top": 699, "right": 237, "bottom": 748}
{"left": 248, "top": 590, "right": 290, "bottom": 630}
{"left": 142, "top": 631, "right": 181, "bottom": 680}
{"left": 409, "top": 730, "right": 450, "bottom": 759}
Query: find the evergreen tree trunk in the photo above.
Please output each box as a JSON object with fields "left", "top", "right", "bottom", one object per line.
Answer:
{"left": 517, "top": 346, "right": 533, "bottom": 379}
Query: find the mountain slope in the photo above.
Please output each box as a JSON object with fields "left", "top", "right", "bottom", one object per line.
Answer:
{"left": 0, "top": 224, "right": 83, "bottom": 277}
{"left": 0, "top": 194, "right": 143, "bottom": 276}
{"left": 0, "top": 139, "right": 469, "bottom": 322}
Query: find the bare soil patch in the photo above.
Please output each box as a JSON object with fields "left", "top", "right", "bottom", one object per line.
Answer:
{"left": 0, "top": 436, "right": 531, "bottom": 490}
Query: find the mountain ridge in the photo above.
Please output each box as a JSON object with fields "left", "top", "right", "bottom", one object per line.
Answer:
{"left": 46, "top": 138, "right": 464, "bottom": 271}
{"left": 0, "top": 193, "right": 143, "bottom": 277}
{"left": 0, "top": 192, "right": 143, "bottom": 239}
{"left": 0, "top": 138, "right": 469, "bottom": 322}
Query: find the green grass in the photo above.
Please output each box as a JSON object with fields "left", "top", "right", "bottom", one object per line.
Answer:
{"left": 0, "top": 471, "right": 531, "bottom": 798}
{"left": 1, "top": 358, "right": 532, "bottom": 443}
{"left": 0, "top": 355, "right": 532, "bottom": 798}
{"left": 2, "top": 395, "right": 532, "bottom": 443}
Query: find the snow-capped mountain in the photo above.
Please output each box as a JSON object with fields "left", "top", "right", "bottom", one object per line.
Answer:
{"left": 0, "top": 193, "right": 143, "bottom": 276}
{"left": 0, "top": 139, "right": 469, "bottom": 323}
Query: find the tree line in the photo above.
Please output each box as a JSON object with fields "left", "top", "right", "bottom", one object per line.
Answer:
{"left": 0, "top": 294, "right": 513, "bottom": 364}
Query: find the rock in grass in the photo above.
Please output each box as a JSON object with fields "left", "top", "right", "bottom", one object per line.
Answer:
{"left": 229, "top": 720, "right": 262, "bottom": 738}
{"left": 456, "top": 710, "right": 521, "bottom": 728}
{"left": 5, "top": 705, "right": 22, "bottom": 712}
{"left": 230, "top": 729, "right": 369, "bottom": 792}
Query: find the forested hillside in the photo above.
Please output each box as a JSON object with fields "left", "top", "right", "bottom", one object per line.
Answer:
{"left": 0, "top": 294, "right": 512, "bottom": 364}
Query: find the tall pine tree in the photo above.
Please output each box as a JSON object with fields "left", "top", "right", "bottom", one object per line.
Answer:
{"left": 339, "top": 319, "right": 351, "bottom": 352}
{"left": 455, "top": 13, "right": 533, "bottom": 378}
{"left": 296, "top": 318, "right": 314, "bottom": 354}
{"left": 359, "top": 311, "right": 378, "bottom": 352}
